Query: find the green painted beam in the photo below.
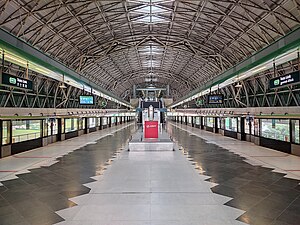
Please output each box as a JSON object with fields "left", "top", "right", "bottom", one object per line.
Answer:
{"left": 0, "top": 28, "right": 130, "bottom": 106}
{"left": 170, "top": 26, "right": 300, "bottom": 107}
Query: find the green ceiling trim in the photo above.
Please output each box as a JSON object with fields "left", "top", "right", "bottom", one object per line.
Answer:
{"left": 0, "top": 28, "right": 130, "bottom": 106}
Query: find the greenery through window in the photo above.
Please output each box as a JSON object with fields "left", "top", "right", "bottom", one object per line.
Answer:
{"left": 65, "top": 118, "right": 78, "bottom": 133}
{"left": 102, "top": 117, "right": 107, "bottom": 125}
{"left": 291, "top": 120, "right": 299, "bottom": 144}
{"left": 225, "top": 118, "right": 237, "bottom": 132}
{"left": 195, "top": 117, "right": 200, "bottom": 125}
{"left": 2, "top": 121, "right": 11, "bottom": 145}
{"left": 89, "top": 118, "right": 96, "bottom": 128}
{"left": 12, "top": 120, "right": 41, "bottom": 143}
{"left": 261, "top": 119, "right": 289, "bottom": 142}
{"left": 206, "top": 117, "right": 214, "bottom": 128}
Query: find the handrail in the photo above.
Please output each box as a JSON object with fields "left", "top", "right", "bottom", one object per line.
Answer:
{"left": 12, "top": 131, "right": 41, "bottom": 143}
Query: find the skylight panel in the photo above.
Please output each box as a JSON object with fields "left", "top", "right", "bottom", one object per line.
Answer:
{"left": 135, "top": 6, "right": 165, "bottom": 13}
{"left": 135, "top": 15, "right": 166, "bottom": 23}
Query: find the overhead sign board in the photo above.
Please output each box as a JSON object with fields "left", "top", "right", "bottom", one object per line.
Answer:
{"left": 207, "top": 94, "right": 224, "bottom": 104}
{"left": 1, "top": 73, "right": 33, "bottom": 90}
{"left": 269, "top": 71, "right": 300, "bottom": 89}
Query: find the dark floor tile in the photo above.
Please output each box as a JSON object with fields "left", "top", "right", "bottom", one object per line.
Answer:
{"left": 33, "top": 179, "right": 54, "bottom": 188}
{"left": 172, "top": 126, "right": 300, "bottom": 225}
{"left": 24, "top": 212, "right": 64, "bottom": 225}
{"left": 57, "top": 183, "right": 90, "bottom": 192}
{"left": 31, "top": 190, "right": 62, "bottom": 200}
{"left": 4, "top": 183, "right": 39, "bottom": 193}
{"left": 238, "top": 211, "right": 275, "bottom": 225}
{"left": 40, "top": 175, "right": 73, "bottom": 185}
{"left": 0, "top": 127, "right": 133, "bottom": 224}
{"left": 0, "top": 186, "right": 7, "bottom": 194}
{"left": 225, "top": 193, "right": 262, "bottom": 211}
{"left": 0, "top": 205, "right": 18, "bottom": 217}
{"left": 0, "top": 197, "right": 9, "bottom": 208}
{"left": 290, "top": 196, "right": 300, "bottom": 206}
{"left": 276, "top": 210, "right": 300, "bottom": 225}
{"left": 1, "top": 179, "right": 28, "bottom": 188}
{"left": 268, "top": 185, "right": 300, "bottom": 199}
{"left": 264, "top": 195, "right": 294, "bottom": 210}
{"left": 211, "top": 185, "right": 243, "bottom": 198}
{"left": 273, "top": 178, "right": 300, "bottom": 188}
{"left": 271, "top": 220, "right": 293, "bottom": 225}
{"left": 28, "top": 168, "right": 57, "bottom": 176}
{"left": 257, "top": 171, "right": 285, "bottom": 183}
{"left": 11, "top": 200, "right": 52, "bottom": 217}
{"left": 220, "top": 177, "right": 250, "bottom": 188}
{"left": 0, "top": 212, "right": 25, "bottom": 225}
{"left": 39, "top": 194, "right": 77, "bottom": 211}
{"left": 250, "top": 197, "right": 290, "bottom": 217}
{"left": 247, "top": 179, "right": 272, "bottom": 188}
{"left": 283, "top": 202, "right": 300, "bottom": 217}
{"left": 1, "top": 191, "right": 33, "bottom": 204}
{"left": 32, "top": 187, "right": 61, "bottom": 197}
{"left": 8, "top": 222, "right": 31, "bottom": 225}
{"left": 239, "top": 183, "right": 271, "bottom": 198}
{"left": 205, "top": 174, "right": 236, "bottom": 183}
{"left": 45, "top": 199, "right": 77, "bottom": 211}
{"left": 238, "top": 172, "right": 264, "bottom": 180}
{"left": 60, "top": 190, "right": 90, "bottom": 198}
{"left": 19, "top": 175, "right": 52, "bottom": 186}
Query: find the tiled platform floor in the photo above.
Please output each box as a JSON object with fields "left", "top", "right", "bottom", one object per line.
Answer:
{"left": 0, "top": 124, "right": 135, "bottom": 225}
{"left": 56, "top": 144, "right": 246, "bottom": 225}
{"left": 0, "top": 121, "right": 299, "bottom": 225}
{"left": 170, "top": 122, "right": 300, "bottom": 225}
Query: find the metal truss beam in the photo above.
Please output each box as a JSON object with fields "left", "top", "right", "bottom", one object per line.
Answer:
{"left": 0, "top": 28, "right": 130, "bottom": 106}
{"left": 172, "top": 27, "right": 300, "bottom": 106}
{"left": 184, "top": 60, "right": 300, "bottom": 109}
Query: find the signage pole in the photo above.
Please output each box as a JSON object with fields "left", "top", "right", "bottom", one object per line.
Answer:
{"left": 26, "top": 62, "right": 29, "bottom": 79}
{"left": 1, "top": 50, "right": 4, "bottom": 74}
{"left": 297, "top": 48, "right": 300, "bottom": 70}
{"left": 273, "top": 59, "right": 276, "bottom": 78}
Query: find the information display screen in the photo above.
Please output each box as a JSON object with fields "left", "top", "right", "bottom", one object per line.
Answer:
{"left": 79, "top": 95, "right": 94, "bottom": 105}
{"left": 207, "top": 94, "right": 224, "bottom": 104}
{"left": 269, "top": 71, "right": 300, "bottom": 89}
{"left": 142, "top": 101, "right": 160, "bottom": 109}
{"left": 1, "top": 73, "right": 33, "bottom": 90}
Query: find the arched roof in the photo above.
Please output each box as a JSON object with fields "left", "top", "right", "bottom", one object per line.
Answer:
{"left": 1, "top": 0, "right": 299, "bottom": 99}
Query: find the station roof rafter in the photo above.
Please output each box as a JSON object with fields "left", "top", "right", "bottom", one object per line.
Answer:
{"left": 0, "top": 0, "right": 299, "bottom": 100}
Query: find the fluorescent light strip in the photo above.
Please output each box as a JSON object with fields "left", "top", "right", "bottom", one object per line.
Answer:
{"left": 0, "top": 49, "right": 131, "bottom": 108}
{"left": 170, "top": 46, "right": 300, "bottom": 108}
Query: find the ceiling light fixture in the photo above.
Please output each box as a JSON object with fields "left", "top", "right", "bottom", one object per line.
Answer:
{"left": 235, "top": 83, "right": 242, "bottom": 88}
{"left": 59, "top": 74, "right": 67, "bottom": 89}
